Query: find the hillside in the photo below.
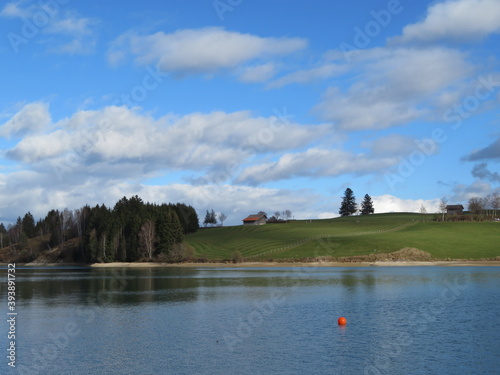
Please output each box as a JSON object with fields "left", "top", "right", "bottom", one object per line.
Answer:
{"left": 186, "top": 213, "right": 500, "bottom": 261}
{"left": 2, "top": 213, "right": 499, "bottom": 264}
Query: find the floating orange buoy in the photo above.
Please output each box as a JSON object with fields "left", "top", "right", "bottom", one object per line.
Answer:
{"left": 338, "top": 317, "right": 347, "bottom": 326}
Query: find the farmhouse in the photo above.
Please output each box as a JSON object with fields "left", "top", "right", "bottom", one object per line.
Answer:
{"left": 446, "top": 205, "right": 464, "bottom": 215}
{"left": 242, "top": 213, "right": 267, "bottom": 225}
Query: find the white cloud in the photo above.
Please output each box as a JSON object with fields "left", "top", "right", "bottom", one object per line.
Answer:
{"left": 372, "top": 194, "right": 440, "bottom": 213}
{"left": 0, "top": 1, "right": 29, "bottom": 17}
{"left": 317, "top": 212, "right": 338, "bottom": 219}
{"left": 239, "top": 63, "right": 277, "bottom": 83}
{"left": 0, "top": 102, "right": 51, "bottom": 138}
{"left": 46, "top": 15, "right": 95, "bottom": 36}
{"left": 109, "top": 27, "right": 307, "bottom": 76}
{"left": 0, "top": 170, "right": 321, "bottom": 225}
{"left": 450, "top": 180, "right": 496, "bottom": 203}
{"left": 393, "top": 0, "right": 500, "bottom": 44}
{"left": 315, "top": 47, "right": 473, "bottom": 130}
{"left": 366, "top": 134, "right": 439, "bottom": 157}
{"left": 0, "top": 3, "right": 98, "bottom": 54}
{"left": 236, "top": 148, "right": 397, "bottom": 185}
{"left": 267, "top": 63, "right": 347, "bottom": 88}
{"left": 4, "top": 105, "right": 330, "bottom": 178}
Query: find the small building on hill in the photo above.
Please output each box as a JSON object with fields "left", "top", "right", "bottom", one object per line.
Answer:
{"left": 446, "top": 204, "right": 464, "bottom": 215}
{"left": 242, "top": 213, "right": 267, "bottom": 225}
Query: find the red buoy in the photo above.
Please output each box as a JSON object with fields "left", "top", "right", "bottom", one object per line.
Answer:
{"left": 338, "top": 317, "right": 347, "bottom": 326}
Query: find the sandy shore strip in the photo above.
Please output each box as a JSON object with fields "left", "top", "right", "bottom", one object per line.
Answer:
{"left": 5, "top": 261, "right": 499, "bottom": 268}
{"left": 88, "top": 261, "right": 500, "bottom": 268}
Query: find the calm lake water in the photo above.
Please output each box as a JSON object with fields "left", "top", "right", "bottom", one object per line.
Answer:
{"left": 1, "top": 266, "right": 500, "bottom": 375}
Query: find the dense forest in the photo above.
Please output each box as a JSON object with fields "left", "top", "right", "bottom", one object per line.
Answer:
{"left": 0, "top": 196, "right": 199, "bottom": 263}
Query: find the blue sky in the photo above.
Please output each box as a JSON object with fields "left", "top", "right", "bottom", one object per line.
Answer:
{"left": 0, "top": 0, "right": 499, "bottom": 225}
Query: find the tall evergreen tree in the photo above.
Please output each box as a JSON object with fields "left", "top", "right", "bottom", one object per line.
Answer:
{"left": 360, "top": 194, "right": 375, "bottom": 215}
{"left": 45, "top": 210, "right": 62, "bottom": 248}
{"left": 210, "top": 209, "right": 217, "bottom": 226}
{"left": 22, "top": 212, "right": 36, "bottom": 238}
{"left": 171, "top": 203, "right": 199, "bottom": 234}
{"left": 339, "top": 188, "right": 357, "bottom": 217}
{"left": 203, "top": 210, "right": 211, "bottom": 227}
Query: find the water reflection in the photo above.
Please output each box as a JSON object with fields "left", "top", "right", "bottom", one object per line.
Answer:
{"left": 1, "top": 266, "right": 499, "bottom": 375}
{"left": 5, "top": 266, "right": 500, "bottom": 306}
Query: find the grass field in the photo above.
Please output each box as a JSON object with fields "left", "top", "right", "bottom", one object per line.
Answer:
{"left": 185, "top": 213, "right": 500, "bottom": 260}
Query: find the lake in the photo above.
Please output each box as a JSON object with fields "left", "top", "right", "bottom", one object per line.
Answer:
{"left": 1, "top": 266, "right": 500, "bottom": 374}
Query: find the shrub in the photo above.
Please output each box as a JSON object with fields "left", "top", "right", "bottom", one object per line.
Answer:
{"left": 230, "top": 250, "right": 243, "bottom": 263}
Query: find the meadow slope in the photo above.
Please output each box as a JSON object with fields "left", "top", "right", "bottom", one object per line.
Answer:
{"left": 185, "top": 213, "right": 500, "bottom": 261}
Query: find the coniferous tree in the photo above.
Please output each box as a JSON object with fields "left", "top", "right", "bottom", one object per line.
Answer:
{"left": 360, "top": 194, "right": 375, "bottom": 215}
{"left": 46, "top": 210, "right": 62, "bottom": 248}
{"left": 339, "top": 188, "right": 357, "bottom": 217}
{"left": 203, "top": 210, "right": 211, "bottom": 227}
{"left": 22, "top": 212, "right": 36, "bottom": 238}
{"left": 172, "top": 203, "right": 199, "bottom": 233}
{"left": 210, "top": 209, "right": 217, "bottom": 226}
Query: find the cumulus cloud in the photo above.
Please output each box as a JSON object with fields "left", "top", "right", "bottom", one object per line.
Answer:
{"left": 236, "top": 148, "right": 397, "bottom": 185}
{"left": 450, "top": 180, "right": 495, "bottom": 202}
{"left": 0, "top": 172, "right": 321, "bottom": 226}
{"left": 393, "top": 0, "right": 500, "bottom": 44}
{"left": 108, "top": 27, "right": 307, "bottom": 76}
{"left": 3, "top": 104, "right": 330, "bottom": 181}
{"left": 372, "top": 194, "right": 440, "bottom": 213}
{"left": 315, "top": 47, "right": 473, "bottom": 130}
{"left": 0, "top": 102, "right": 51, "bottom": 138}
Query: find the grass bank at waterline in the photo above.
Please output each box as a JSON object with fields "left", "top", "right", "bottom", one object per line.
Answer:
{"left": 185, "top": 213, "right": 500, "bottom": 261}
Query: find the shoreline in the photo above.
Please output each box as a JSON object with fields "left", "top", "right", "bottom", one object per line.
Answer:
{"left": 4, "top": 260, "right": 500, "bottom": 268}
{"left": 85, "top": 260, "right": 500, "bottom": 267}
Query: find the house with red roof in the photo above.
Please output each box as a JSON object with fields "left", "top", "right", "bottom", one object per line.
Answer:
{"left": 242, "top": 213, "right": 267, "bottom": 225}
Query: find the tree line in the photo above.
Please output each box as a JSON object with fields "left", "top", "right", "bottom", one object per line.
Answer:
{"left": 0, "top": 196, "right": 199, "bottom": 263}
{"left": 437, "top": 194, "right": 500, "bottom": 221}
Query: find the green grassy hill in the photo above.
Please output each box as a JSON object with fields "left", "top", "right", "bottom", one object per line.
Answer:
{"left": 185, "top": 213, "right": 500, "bottom": 261}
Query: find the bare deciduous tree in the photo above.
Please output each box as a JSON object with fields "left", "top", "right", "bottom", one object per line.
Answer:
{"left": 468, "top": 197, "right": 484, "bottom": 220}
{"left": 492, "top": 193, "right": 500, "bottom": 218}
{"left": 139, "top": 220, "right": 156, "bottom": 259}
{"left": 439, "top": 197, "right": 448, "bottom": 221}
{"left": 219, "top": 213, "right": 227, "bottom": 226}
